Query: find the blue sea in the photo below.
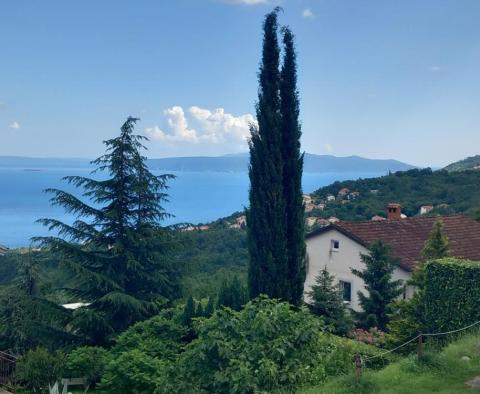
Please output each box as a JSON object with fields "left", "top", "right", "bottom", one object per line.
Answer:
{"left": 0, "top": 167, "right": 384, "bottom": 247}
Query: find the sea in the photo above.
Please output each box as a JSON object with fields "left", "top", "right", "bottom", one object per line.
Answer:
{"left": 0, "top": 167, "right": 385, "bottom": 247}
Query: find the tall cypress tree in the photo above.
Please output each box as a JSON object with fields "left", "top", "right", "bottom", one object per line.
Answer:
{"left": 248, "top": 10, "right": 306, "bottom": 304}
{"left": 280, "top": 27, "right": 306, "bottom": 305}
{"left": 247, "top": 8, "right": 288, "bottom": 300}
{"left": 36, "top": 117, "right": 181, "bottom": 344}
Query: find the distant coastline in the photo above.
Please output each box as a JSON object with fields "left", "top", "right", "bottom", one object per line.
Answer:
{"left": 0, "top": 153, "right": 416, "bottom": 174}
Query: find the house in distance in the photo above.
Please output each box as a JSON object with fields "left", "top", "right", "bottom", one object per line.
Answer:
{"left": 303, "top": 204, "right": 480, "bottom": 311}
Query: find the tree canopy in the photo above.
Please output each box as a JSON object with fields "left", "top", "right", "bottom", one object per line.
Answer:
{"left": 36, "top": 117, "right": 181, "bottom": 344}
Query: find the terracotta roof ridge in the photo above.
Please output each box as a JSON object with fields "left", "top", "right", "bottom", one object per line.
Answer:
{"left": 336, "top": 213, "right": 469, "bottom": 225}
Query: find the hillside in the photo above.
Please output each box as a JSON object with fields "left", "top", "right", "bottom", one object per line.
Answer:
{"left": 302, "top": 332, "right": 480, "bottom": 394}
{"left": 444, "top": 155, "right": 480, "bottom": 172}
{"left": 309, "top": 168, "right": 480, "bottom": 222}
{"left": 0, "top": 154, "right": 415, "bottom": 173}
{"left": 148, "top": 153, "right": 415, "bottom": 173}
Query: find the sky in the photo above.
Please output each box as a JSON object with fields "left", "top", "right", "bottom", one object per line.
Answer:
{"left": 1, "top": 0, "right": 480, "bottom": 167}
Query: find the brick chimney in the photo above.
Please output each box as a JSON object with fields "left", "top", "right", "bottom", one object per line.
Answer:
{"left": 387, "top": 203, "right": 402, "bottom": 221}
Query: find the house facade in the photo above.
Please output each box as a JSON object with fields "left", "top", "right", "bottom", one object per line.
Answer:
{"left": 304, "top": 208, "right": 480, "bottom": 311}
{"left": 0, "top": 244, "right": 8, "bottom": 256}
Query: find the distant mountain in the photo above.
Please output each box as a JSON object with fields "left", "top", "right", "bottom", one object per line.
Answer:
{"left": 443, "top": 155, "right": 480, "bottom": 172}
{"left": 0, "top": 154, "right": 415, "bottom": 174}
{"left": 147, "top": 153, "right": 415, "bottom": 173}
{"left": 0, "top": 156, "right": 91, "bottom": 168}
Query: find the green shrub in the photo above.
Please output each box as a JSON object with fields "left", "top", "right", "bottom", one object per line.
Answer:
{"left": 100, "top": 349, "right": 168, "bottom": 394}
{"left": 169, "top": 296, "right": 328, "bottom": 393}
{"left": 111, "top": 309, "right": 186, "bottom": 358}
{"left": 17, "top": 347, "right": 64, "bottom": 394}
{"left": 99, "top": 309, "right": 186, "bottom": 392}
{"left": 424, "top": 258, "right": 480, "bottom": 333}
{"left": 65, "top": 346, "right": 110, "bottom": 389}
{"left": 322, "top": 335, "right": 394, "bottom": 375}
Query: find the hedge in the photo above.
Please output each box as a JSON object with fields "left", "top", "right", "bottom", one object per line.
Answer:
{"left": 424, "top": 258, "right": 480, "bottom": 333}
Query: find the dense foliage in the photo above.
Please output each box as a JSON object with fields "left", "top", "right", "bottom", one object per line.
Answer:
{"left": 248, "top": 9, "right": 289, "bottom": 301}
{"left": 307, "top": 267, "right": 353, "bottom": 335}
{"left": 0, "top": 252, "right": 76, "bottom": 353}
{"left": 217, "top": 275, "right": 248, "bottom": 311}
{"left": 35, "top": 117, "right": 180, "bottom": 344}
{"left": 64, "top": 346, "right": 111, "bottom": 389}
{"left": 443, "top": 154, "right": 480, "bottom": 172}
{"left": 16, "top": 347, "right": 64, "bottom": 394}
{"left": 280, "top": 27, "right": 307, "bottom": 306}
{"left": 174, "top": 228, "right": 248, "bottom": 299}
{"left": 424, "top": 258, "right": 480, "bottom": 333}
{"left": 248, "top": 9, "right": 306, "bottom": 305}
{"left": 173, "top": 297, "right": 328, "bottom": 393}
{"left": 352, "top": 241, "right": 403, "bottom": 330}
{"left": 421, "top": 218, "right": 450, "bottom": 261}
{"left": 310, "top": 168, "right": 480, "bottom": 221}
{"left": 387, "top": 219, "right": 450, "bottom": 348}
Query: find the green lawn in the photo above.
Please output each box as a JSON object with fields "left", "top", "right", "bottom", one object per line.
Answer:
{"left": 302, "top": 333, "right": 480, "bottom": 394}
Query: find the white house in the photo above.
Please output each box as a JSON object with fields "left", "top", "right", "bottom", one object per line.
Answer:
{"left": 304, "top": 205, "right": 480, "bottom": 311}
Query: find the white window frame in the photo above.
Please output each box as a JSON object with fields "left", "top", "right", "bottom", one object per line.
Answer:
{"left": 330, "top": 239, "right": 340, "bottom": 252}
{"left": 339, "top": 279, "right": 352, "bottom": 304}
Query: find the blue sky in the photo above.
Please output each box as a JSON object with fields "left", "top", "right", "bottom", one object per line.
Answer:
{"left": 1, "top": 0, "right": 480, "bottom": 167}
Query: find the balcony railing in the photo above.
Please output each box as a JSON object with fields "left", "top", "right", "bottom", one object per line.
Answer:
{"left": 0, "top": 350, "right": 16, "bottom": 393}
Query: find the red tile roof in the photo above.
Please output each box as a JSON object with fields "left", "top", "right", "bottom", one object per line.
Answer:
{"left": 307, "top": 215, "right": 480, "bottom": 271}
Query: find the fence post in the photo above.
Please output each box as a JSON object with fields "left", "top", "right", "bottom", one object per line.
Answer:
{"left": 417, "top": 333, "right": 424, "bottom": 358}
{"left": 355, "top": 352, "right": 363, "bottom": 382}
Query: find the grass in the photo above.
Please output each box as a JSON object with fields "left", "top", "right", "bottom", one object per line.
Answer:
{"left": 301, "top": 333, "right": 480, "bottom": 394}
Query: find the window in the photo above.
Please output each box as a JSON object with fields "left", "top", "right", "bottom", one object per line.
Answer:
{"left": 331, "top": 239, "right": 340, "bottom": 251}
{"left": 339, "top": 280, "right": 352, "bottom": 302}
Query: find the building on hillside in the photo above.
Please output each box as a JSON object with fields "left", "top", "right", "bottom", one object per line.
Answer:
{"left": 348, "top": 191, "right": 360, "bottom": 200}
{"left": 304, "top": 206, "right": 480, "bottom": 311}
{"left": 328, "top": 216, "right": 340, "bottom": 224}
{"left": 419, "top": 205, "right": 434, "bottom": 215}
{"left": 230, "top": 215, "right": 247, "bottom": 229}
{"left": 326, "top": 194, "right": 335, "bottom": 202}
{"left": 316, "top": 218, "right": 330, "bottom": 227}
{"left": 337, "top": 188, "right": 350, "bottom": 198}
{"left": 305, "top": 217, "right": 317, "bottom": 227}
{"left": 303, "top": 194, "right": 313, "bottom": 204}
{"left": 0, "top": 244, "right": 8, "bottom": 256}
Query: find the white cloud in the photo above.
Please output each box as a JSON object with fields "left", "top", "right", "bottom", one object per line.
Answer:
{"left": 324, "top": 143, "right": 333, "bottom": 153}
{"left": 145, "top": 106, "right": 256, "bottom": 149}
{"left": 302, "top": 8, "right": 315, "bottom": 18}
{"left": 145, "top": 106, "right": 198, "bottom": 143}
{"left": 430, "top": 66, "right": 442, "bottom": 72}
{"left": 8, "top": 121, "right": 20, "bottom": 129}
{"left": 189, "top": 106, "right": 255, "bottom": 144}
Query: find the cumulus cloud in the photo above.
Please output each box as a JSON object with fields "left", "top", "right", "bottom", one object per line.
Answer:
{"left": 145, "top": 106, "right": 198, "bottom": 143}
{"left": 302, "top": 8, "right": 315, "bottom": 18}
{"left": 8, "top": 121, "right": 20, "bottom": 129}
{"left": 145, "top": 106, "right": 256, "bottom": 149}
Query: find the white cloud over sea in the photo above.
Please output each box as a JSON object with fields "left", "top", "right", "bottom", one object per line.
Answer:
{"left": 145, "top": 106, "right": 256, "bottom": 152}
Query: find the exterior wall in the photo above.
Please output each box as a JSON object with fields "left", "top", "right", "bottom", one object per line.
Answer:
{"left": 304, "top": 229, "right": 413, "bottom": 312}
